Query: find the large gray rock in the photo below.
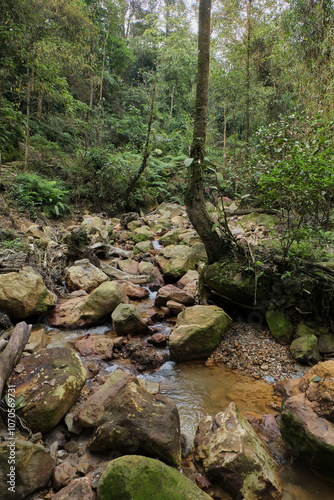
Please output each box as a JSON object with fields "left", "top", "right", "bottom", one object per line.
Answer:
{"left": 290, "top": 334, "right": 320, "bottom": 363}
{"left": 0, "top": 267, "right": 55, "bottom": 319}
{"left": 0, "top": 439, "right": 55, "bottom": 500}
{"left": 157, "top": 244, "right": 200, "bottom": 280}
{"left": 194, "top": 403, "right": 282, "bottom": 500}
{"left": 111, "top": 303, "right": 148, "bottom": 336}
{"left": 169, "top": 305, "right": 232, "bottom": 362}
{"left": 65, "top": 259, "right": 108, "bottom": 292}
{"left": 280, "top": 361, "right": 334, "bottom": 480}
{"left": 47, "top": 281, "right": 123, "bottom": 328}
{"left": 87, "top": 381, "right": 181, "bottom": 467}
{"left": 97, "top": 455, "right": 211, "bottom": 500}
{"left": 7, "top": 347, "right": 87, "bottom": 433}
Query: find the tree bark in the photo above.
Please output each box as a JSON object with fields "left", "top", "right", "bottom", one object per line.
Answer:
{"left": 0, "top": 322, "right": 31, "bottom": 401}
{"left": 185, "top": 0, "right": 227, "bottom": 264}
{"left": 245, "top": 0, "right": 251, "bottom": 147}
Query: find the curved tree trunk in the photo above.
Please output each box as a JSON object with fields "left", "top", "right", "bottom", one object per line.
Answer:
{"left": 185, "top": 0, "right": 227, "bottom": 264}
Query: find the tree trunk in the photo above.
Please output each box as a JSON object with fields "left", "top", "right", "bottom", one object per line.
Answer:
{"left": 185, "top": 0, "right": 227, "bottom": 264}
{"left": 245, "top": 0, "right": 251, "bottom": 147}
{"left": 124, "top": 82, "right": 156, "bottom": 205}
{"left": 0, "top": 322, "right": 31, "bottom": 401}
{"left": 24, "top": 66, "right": 33, "bottom": 173}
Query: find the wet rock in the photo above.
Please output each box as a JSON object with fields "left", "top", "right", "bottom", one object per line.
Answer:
{"left": 53, "top": 462, "right": 76, "bottom": 491}
{"left": 75, "top": 369, "right": 138, "bottom": 428}
{"left": 265, "top": 310, "right": 293, "bottom": 345}
{"left": 117, "top": 258, "right": 139, "bottom": 275}
{"left": 157, "top": 244, "right": 199, "bottom": 280}
{"left": 194, "top": 402, "right": 282, "bottom": 500}
{"left": 97, "top": 455, "right": 211, "bottom": 500}
{"left": 280, "top": 361, "right": 334, "bottom": 480}
{"left": 47, "top": 281, "right": 123, "bottom": 328}
{"left": 88, "top": 382, "right": 181, "bottom": 467}
{"left": 155, "top": 284, "right": 194, "bottom": 307}
{"left": 65, "top": 259, "right": 108, "bottom": 292}
{"left": 51, "top": 477, "right": 95, "bottom": 500}
{"left": 111, "top": 303, "right": 148, "bottom": 336}
{"left": 24, "top": 326, "right": 48, "bottom": 353}
{"left": 147, "top": 333, "right": 167, "bottom": 346}
{"left": 117, "top": 280, "right": 149, "bottom": 299}
{"left": 290, "top": 334, "right": 320, "bottom": 363}
{"left": 74, "top": 334, "right": 114, "bottom": 360}
{"left": 122, "top": 338, "right": 166, "bottom": 372}
{"left": 169, "top": 305, "right": 232, "bottom": 362}
{"left": 0, "top": 267, "right": 55, "bottom": 319}
{"left": 0, "top": 439, "right": 55, "bottom": 500}
{"left": 7, "top": 347, "right": 86, "bottom": 433}
{"left": 166, "top": 300, "right": 186, "bottom": 316}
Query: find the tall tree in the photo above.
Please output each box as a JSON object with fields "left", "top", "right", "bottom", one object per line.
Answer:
{"left": 185, "top": 0, "right": 227, "bottom": 264}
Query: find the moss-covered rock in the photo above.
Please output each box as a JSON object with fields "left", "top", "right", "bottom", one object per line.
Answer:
{"left": 0, "top": 267, "right": 55, "bottom": 319}
{"left": 290, "top": 334, "right": 319, "bottom": 363}
{"left": 266, "top": 310, "right": 293, "bottom": 344}
{"left": 130, "top": 225, "right": 154, "bottom": 243}
{"left": 169, "top": 305, "right": 232, "bottom": 362}
{"left": 97, "top": 455, "right": 211, "bottom": 500}
{"left": 159, "top": 227, "right": 188, "bottom": 246}
{"left": 241, "top": 212, "right": 278, "bottom": 228}
{"left": 7, "top": 347, "right": 87, "bottom": 433}
{"left": 157, "top": 244, "right": 200, "bottom": 280}
{"left": 318, "top": 333, "right": 334, "bottom": 353}
{"left": 111, "top": 303, "right": 148, "bottom": 336}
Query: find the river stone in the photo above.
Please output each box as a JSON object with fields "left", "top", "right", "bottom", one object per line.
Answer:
{"left": 290, "top": 334, "right": 320, "bottom": 363}
{"left": 24, "top": 325, "right": 48, "bottom": 353}
{"left": 194, "top": 403, "right": 282, "bottom": 500}
{"left": 47, "top": 281, "right": 123, "bottom": 328}
{"left": 81, "top": 216, "right": 105, "bottom": 235}
{"left": 117, "top": 258, "right": 139, "bottom": 275}
{"left": 111, "top": 303, "right": 148, "bottom": 335}
{"left": 157, "top": 244, "right": 199, "bottom": 280}
{"left": 280, "top": 361, "right": 334, "bottom": 480}
{"left": 7, "top": 347, "right": 87, "bottom": 433}
{"left": 146, "top": 216, "right": 171, "bottom": 234}
{"left": 0, "top": 439, "right": 55, "bottom": 500}
{"left": 0, "top": 266, "right": 55, "bottom": 319}
{"left": 74, "top": 334, "right": 114, "bottom": 360}
{"left": 159, "top": 227, "right": 188, "bottom": 246}
{"left": 75, "top": 369, "right": 138, "bottom": 428}
{"left": 130, "top": 225, "right": 154, "bottom": 243}
{"left": 157, "top": 202, "right": 182, "bottom": 217}
{"left": 97, "top": 455, "right": 211, "bottom": 500}
{"left": 87, "top": 381, "right": 181, "bottom": 467}
{"left": 133, "top": 240, "right": 153, "bottom": 255}
{"left": 318, "top": 333, "right": 334, "bottom": 353}
{"left": 155, "top": 284, "right": 195, "bottom": 307}
{"left": 117, "top": 280, "right": 149, "bottom": 299}
{"left": 137, "top": 261, "right": 164, "bottom": 286}
{"left": 65, "top": 259, "right": 108, "bottom": 292}
{"left": 265, "top": 310, "right": 293, "bottom": 344}
{"left": 52, "top": 477, "right": 95, "bottom": 500}
{"left": 169, "top": 305, "right": 232, "bottom": 362}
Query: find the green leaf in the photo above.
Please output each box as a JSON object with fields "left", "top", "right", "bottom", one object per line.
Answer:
{"left": 311, "top": 375, "right": 322, "bottom": 383}
{"left": 184, "top": 158, "right": 194, "bottom": 167}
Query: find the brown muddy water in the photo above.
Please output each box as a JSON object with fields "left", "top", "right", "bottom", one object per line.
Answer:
{"left": 47, "top": 325, "right": 334, "bottom": 500}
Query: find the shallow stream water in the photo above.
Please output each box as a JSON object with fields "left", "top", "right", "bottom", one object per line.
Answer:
{"left": 45, "top": 294, "right": 334, "bottom": 500}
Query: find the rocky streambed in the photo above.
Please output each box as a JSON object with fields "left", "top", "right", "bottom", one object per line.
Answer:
{"left": 0, "top": 202, "right": 334, "bottom": 499}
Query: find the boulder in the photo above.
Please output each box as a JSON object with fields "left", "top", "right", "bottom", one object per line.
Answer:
{"left": 53, "top": 462, "right": 76, "bottom": 491}
{"left": 74, "top": 334, "right": 114, "bottom": 360}
{"left": 97, "top": 455, "right": 211, "bottom": 500}
{"left": 117, "top": 280, "right": 149, "bottom": 299}
{"left": 155, "top": 284, "right": 195, "bottom": 307}
{"left": 133, "top": 241, "right": 153, "bottom": 255}
{"left": 146, "top": 216, "right": 171, "bottom": 234}
{"left": 194, "top": 403, "right": 282, "bottom": 500}
{"left": 241, "top": 212, "right": 278, "bottom": 228}
{"left": 265, "top": 310, "right": 293, "bottom": 344}
{"left": 7, "top": 347, "right": 87, "bottom": 433}
{"left": 157, "top": 244, "right": 199, "bottom": 280}
{"left": 131, "top": 226, "right": 154, "bottom": 243}
{"left": 47, "top": 281, "right": 123, "bottom": 328}
{"left": 169, "top": 305, "right": 232, "bottom": 362}
{"left": 137, "top": 261, "right": 164, "bottom": 286}
{"left": 159, "top": 227, "right": 188, "bottom": 246}
{"left": 122, "top": 338, "right": 166, "bottom": 372}
{"left": 24, "top": 326, "right": 48, "bottom": 353}
{"left": 51, "top": 477, "right": 95, "bottom": 500}
{"left": 117, "top": 258, "right": 139, "bottom": 275}
{"left": 176, "top": 270, "right": 199, "bottom": 288}
{"left": 81, "top": 216, "right": 105, "bottom": 235}
{"left": 75, "top": 369, "right": 138, "bottom": 428}
{"left": 65, "top": 259, "right": 108, "bottom": 292}
{"left": 280, "top": 361, "right": 334, "bottom": 480}
{"left": 0, "top": 439, "right": 55, "bottom": 500}
{"left": 87, "top": 381, "right": 181, "bottom": 467}
{"left": 111, "top": 303, "right": 148, "bottom": 336}
{"left": 318, "top": 333, "right": 334, "bottom": 353}
{"left": 290, "top": 334, "right": 320, "bottom": 363}
{"left": 0, "top": 267, "right": 55, "bottom": 319}
{"left": 156, "top": 202, "right": 182, "bottom": 217}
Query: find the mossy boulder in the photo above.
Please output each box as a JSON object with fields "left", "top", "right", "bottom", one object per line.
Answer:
{"left": 97, "top": 455, "right": 211, "bottom": 500}
{"left": 0, "top": 440, "right": 55, "bottom": 500}
{"left": 130, "top": 225, "right": 154, "bottom": 243}
{"left": 241, "top": 212, "right": 278, "bottom": 228}
{"left": 133, "top": 240, "right": 153, "bottom": 255}
{"left": 157, "top": 244, "right": 200, "bottom": 280}
{"left": 7, "top": 347, "right": 87, "bottom": 433}
{"left": 280, "top": 361, "right": 334, "bottom": 480}
{"left": 290, "top": 334, "right": 320, "bottom": 363}
{"left": 265, "top": 310, "right": 293, "bottom": 344}
{"left": 111, "top": 303, "right": 148, "bottom": 336}
{"left": 194, "top": 403, "right": 282, "bottom": 500}
{"left": 159, "top": 227, "right": 188, "bottom": 246}
{"left": 65, "top": 259, "right": 108, "bottom": 292}
{"left": 0, "top": 267, "right": 55, "bottom": 319}
{"left": 318, "top": 333, "right": 334, "bottom": 353}
{"left": 169, "top": 305, "right": 232, "bottom": 362}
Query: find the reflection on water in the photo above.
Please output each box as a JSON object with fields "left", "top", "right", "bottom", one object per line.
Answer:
{"left": 141, "top": 361, "right": 334, "bottom": 500}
